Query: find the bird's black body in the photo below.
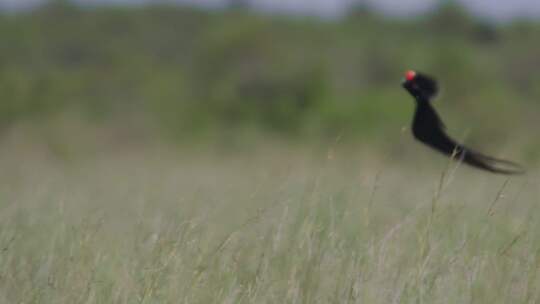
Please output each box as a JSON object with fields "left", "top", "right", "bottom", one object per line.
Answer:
{"left": 402, "top": 71, "right": 524, "bottom": 175}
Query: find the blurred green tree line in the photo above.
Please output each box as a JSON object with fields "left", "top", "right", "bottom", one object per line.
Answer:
{"left": 0, "top": 1, "right": 539, "bottom": 147}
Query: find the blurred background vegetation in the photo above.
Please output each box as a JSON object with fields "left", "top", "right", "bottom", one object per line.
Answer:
{"left": 3, "top": 3, "right": 540, "bottom": 302}
{"left": 0, "top": 1, "right": 539, "bottom": 160}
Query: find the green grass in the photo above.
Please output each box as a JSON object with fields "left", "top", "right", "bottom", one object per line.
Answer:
{"left": 0, "top": 140, "right": 537, "bottom": 303}
{"left": 0, "top": 4, "right": 539, "bottom": 302}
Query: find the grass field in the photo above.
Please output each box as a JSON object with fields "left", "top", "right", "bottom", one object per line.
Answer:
{"left": 1, "top": 3, "right": 540, "bottom": 303}
{"left": 0, "top": 134, "right": 537, "bottom": 304}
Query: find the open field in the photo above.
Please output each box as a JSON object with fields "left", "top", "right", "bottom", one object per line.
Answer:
{"left": 1, "top": 4, "right": 540, "bottom": 303}
{"left": 0, "top": 136, "right": 538, "bottom": 303}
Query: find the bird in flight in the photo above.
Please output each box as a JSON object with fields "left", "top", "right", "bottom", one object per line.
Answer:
{"left": 401, "top": 70, "right": 524, "bottom": 175}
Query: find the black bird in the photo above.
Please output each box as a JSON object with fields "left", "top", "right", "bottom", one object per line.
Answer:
{"left": 402, "top": 70, "right": 524, "bottom": 175}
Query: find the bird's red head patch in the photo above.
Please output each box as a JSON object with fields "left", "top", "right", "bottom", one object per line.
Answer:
{"left": 405, "top": 70, "right": 416, "bottom": 82}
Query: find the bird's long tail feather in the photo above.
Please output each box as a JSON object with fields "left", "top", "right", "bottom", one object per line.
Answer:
{"left": 455, "top": 146, "right": 525, "bottom": 175}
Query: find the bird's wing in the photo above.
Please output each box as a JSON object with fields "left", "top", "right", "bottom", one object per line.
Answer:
{"left": 415, "top": 73, "right": 439, "bottom": 100}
